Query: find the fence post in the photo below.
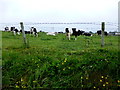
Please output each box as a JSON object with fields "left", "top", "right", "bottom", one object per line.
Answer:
{"left": 101, "top": 22, "right": 105, "bottom": 47}
{"left": 20, "top": 22, "right": 27, "bottom": 48}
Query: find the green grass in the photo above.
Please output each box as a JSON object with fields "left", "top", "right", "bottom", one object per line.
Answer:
{"left": 2, "top": 31, "right": 120, "bottom": 89}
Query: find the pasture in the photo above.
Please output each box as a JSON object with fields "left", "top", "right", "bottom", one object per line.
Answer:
{"left": 2, "top": 31, "right": 120, "bottom": 89}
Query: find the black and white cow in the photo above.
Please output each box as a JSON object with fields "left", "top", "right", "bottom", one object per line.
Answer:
{"left": 30, "top": 27, "right": 38, "bottom": 37}
{"left": 20, "top": 30, "right": 31, "bottom": 34}
{"left": 65, "top": 28, "right": 71, "bottom": 40}
{"left": 10, "top": 27, "right": 15, "bottom": 32}
{"left": 4, "top": 27, "right": 9, "bottom": 31}
{"left": 13, "top": 28, "right": 20, "bottom": 35}
{"left": 97, "top": 30, "right": 108, "bottom": 36}
{"left": 83, "top": 32, "right": 92, "bottom": 36}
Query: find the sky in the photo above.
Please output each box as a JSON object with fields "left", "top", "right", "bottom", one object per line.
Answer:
{"left": 0, "top": 0, "right": 119, "bottom": 23}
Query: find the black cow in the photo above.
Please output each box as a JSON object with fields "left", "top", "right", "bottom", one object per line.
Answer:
{"left": 97, "top": 30, "right": 108, "bottom": 36}
{"left": 83, "top": 32, "right": 92, "bottom": 36}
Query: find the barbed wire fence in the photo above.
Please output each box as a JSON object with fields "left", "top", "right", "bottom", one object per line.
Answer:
{"left": 1, "top": 22, "right": 118, "bottom": 48}
{"left": 0, "top": 22, "right": 118, "bottom": 33}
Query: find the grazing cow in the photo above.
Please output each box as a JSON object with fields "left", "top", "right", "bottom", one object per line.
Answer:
{"left": 83, "top": 32, "right": 92, "bottom": 36}
{"left": 13, "top": 28, "right": 20, "bottom": 35}
{"left": 20, "top": 30, "right": 31, "bottom": 34}
{"left": 97, "top": 30, "right": 108, "bottom": 36}
{"left": 72, "top": 28, "right": 87, "bottom": 40}
{"left": 4, "top": 27, "right": 9, "bottom": 31}
{"left": 46, "top": 32, "right": 56, "bottom": 36}
{"left": 65, "top": 28, "right": 71, "bottom": 40}
{"left": 30, "top": 27, "right": 38, "bottom": 37}
{"left": 10, "top": 27, "right": 15, "bottom": 32}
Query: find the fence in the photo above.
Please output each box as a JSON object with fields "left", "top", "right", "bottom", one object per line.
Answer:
{"left": 0, "top": 22, "right": 118, "bottom": 33}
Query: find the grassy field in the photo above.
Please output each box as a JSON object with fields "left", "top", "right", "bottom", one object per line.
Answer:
{"left": 2, "top": 31, "right": 120, "bottom": 89}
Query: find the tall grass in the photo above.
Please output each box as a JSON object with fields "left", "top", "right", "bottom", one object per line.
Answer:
{"left": 2, "top": 31, "right": 120, "bottom": 89}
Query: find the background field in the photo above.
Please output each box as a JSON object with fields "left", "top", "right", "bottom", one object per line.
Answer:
{"left": 2, "top": 31, "right": 120, "bottom": 89}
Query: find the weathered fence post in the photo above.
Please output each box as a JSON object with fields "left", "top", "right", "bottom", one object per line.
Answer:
{"left": 101, "top": 22, "right": 105, "bottom": 47}
{"left": 20, "top": 22, "right": 27, "bottom": 48}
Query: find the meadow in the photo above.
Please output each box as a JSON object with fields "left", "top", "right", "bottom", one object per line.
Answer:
{"left": 2, "top": 31, "right": 120, "bottom": 89}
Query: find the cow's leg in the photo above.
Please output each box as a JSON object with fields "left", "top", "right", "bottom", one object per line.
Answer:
{"left": 68, "top": 33, "right": 71, "bottom": 40}
{"left": 75, "top": 36, "right": 77, "bottom": 40}
{"left": 13, "top": 31, "right": 16, "bottom": 35}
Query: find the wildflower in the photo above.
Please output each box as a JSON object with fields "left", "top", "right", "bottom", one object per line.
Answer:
{"left": 22, "top": 86, "right": 27, "bottom": 88}
{"left": 118, "top": 80, "right": 120, "bottom": 83}
{"left": 81, "top": 77, "right": 83, "bottom": 79}
{"left": 106, "top": 82, "right": 108, "bottom": 84}
{"left": 21, "top": 78, "right": 24, "bottom": 82}
{"left": 16, "top": 85, "right": 19, "bottom": 88}
{"left": 64, "top": 60, "right": 67, "bottom": 62}
{"left": 105, "top": 77, "right": 107, "bottom": 79}
{"left": 103, "top": 84, "right": 105, "bottom": 87}
{"left": 68, "top": 67, "right": 70, "bottom": 69}
{"left": 101, "top": 76, "right": 104, "bottom": 78}
{"left": 86, "top": 77, "right": 88, "bottom": 79}
{"left": 62, "top": 62, "right": 64, "bottom": 65}
{"left": 63, "top": 68, "right": 65, "bottom": 71}
{"left": 93, "top": 86, "right": 96, "bottom": 88}
{"left": 100, "top": 80, "right": 102, "bottom": 82}
{"left": 117, "top": 85, "right": 120, "bottom": 87}
{"left": 81, "top": 85, "right": 84, "bottom": 87}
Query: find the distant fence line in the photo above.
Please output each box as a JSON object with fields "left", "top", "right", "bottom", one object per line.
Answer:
{"left": 0, "top": 22, "right": 118, "bottom": 33}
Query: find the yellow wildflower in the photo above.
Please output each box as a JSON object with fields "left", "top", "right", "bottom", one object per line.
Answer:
{"left": 62, "top": 62, "right": 64, "bottom": 65}
{"left": 16, "top": 85, "right": 19, "bottom": 88}
{"left": 64, "top": 60, "right": 67, "bottom": 62}
{"left": 103, "top": 84, "right": 105, "bottom": 87}
{"left": 93, "top": 86, "right": 96, "bottom": 88}
{"left": 21, "top": 78, "right": 24, "bottom": 82}
{"left": 68, "top": 67, "right": 70, "bottom": 69}
{"left": 101, "top": 76, "right": 104, "bottom": 78}
{"left": 100, "top": 80, "right": 102, "bottom": 82}
{"left": 105, "top": 77, "right": 107, "bottom": 79}
{"left": 81, "top": 77, "right": 83, "bottom": 79}
{"left": 63, "top": 68, "right": 65, "bottom": 71}
{"left": 86, "top": 77, "right": 88, "bottom": 79}
{"left": 106, "top": 82, "right": 108, "bottom": 84}
{"left": 118, "top": 80, "right": 120, "bottom": 83}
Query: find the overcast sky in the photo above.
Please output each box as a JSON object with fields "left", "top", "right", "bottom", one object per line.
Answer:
{"left": 0, "top": 0, "right": 119, "bottom": 23}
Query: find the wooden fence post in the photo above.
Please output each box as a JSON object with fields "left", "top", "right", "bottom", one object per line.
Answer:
{"left": 20, "top": 22, "right": 27, "bottom": 48}
{"left": 101, "top": 22, "right": 105, "bottom": 47}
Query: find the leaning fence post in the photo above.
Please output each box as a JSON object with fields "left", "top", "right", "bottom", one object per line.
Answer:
{"left": 101, "top": 22, "right": 105, "bottom": 47}
{"left": 20, "top": 22, "right": 27, "bottom": 48}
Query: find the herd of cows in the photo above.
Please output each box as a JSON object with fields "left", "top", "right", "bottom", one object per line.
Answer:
{"left": 4, "top": 26, "right": 113, "bottom": 40}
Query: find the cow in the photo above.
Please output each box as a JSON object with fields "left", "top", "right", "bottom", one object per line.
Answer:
{"left": 97, "top": 30, "right": 108, "bottom": 36}
{"left": 4, "top": 27, "right": 9, "bottom": 31}
{"left": 30, "top": 27, "right": 38, "bottom": 37}
{"left": 20, "top": 30, "right": 31, "bottom": 34}
{"left": 83, "top": 32, "right": 92, "bottom": 36}
{"left": 10, "top": 27, "right": 15, "bottom": 32}
{"left": 13, "top": 28, "right": 20, "bottom": 35}
{"left": 65, "top": 28, "right": 71, "bottom": 40}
